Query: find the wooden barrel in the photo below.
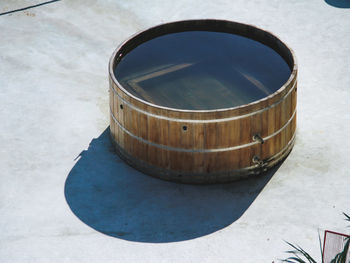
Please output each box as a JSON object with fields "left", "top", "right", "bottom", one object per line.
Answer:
{"left": 109, "top": 19, "right": 297, "bottom": 184}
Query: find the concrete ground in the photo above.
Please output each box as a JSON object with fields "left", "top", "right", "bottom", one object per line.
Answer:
{"left": 1, "top": 0, "right": 350, "bottom": 262}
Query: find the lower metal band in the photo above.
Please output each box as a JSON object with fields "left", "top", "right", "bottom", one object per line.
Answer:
{"left": 110, "top": 132, "right": 296, "bottom": 183}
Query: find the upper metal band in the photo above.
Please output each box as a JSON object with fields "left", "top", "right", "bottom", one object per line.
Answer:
{"left": 110, "top": 107, "right": 296, "bottom": 153}
{"left": 110, "top": 79, "right": 296, "bottom": 124}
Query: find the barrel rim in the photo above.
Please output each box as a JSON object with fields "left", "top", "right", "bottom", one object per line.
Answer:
{"left": 109, "top": 19, "right": 298, "bottom": 114}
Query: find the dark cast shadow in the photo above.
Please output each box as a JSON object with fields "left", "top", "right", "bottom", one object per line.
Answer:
{"left": 324, "top": 0, "right": 350, "bottom": 8}
{"left": 65, "top": 127, "right": 283, "bottom": 243}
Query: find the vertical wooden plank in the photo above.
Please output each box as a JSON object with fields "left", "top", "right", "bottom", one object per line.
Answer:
{"left": 168, "top": 121, "right": 181, "bottom": 171}
{"left": 112, "top": 87, "right": 120, "bottom": 147}
{"left": 239, "top": 148, "right": 251, "bottom": 168}
{"left": 168, "top": 115, "right": 182, "bottom": 149}
{"left": 227, "top": 119, "right": 240, "bottom": 146}
{"left": 251, "top": 113, "right": 262, "bottom": 137}
{"left": 109, "top": 85, "right": 115, "bottom": 141}
{"left": 229, "top": 149, "right": 241, "bottom": 171}
{"left": 193, "top": 123, "right": 204, "bottom": 150}
{"left": 177, "top": 120, "right": 194, "bottom": 172}
{"left": 291, "top": 113, "right": 297, "bottom": 136}
{"left": 139, "top": 112, "right": 148, "bottom": 140}
{"left": 274, "top": 102, "right": 282, "bottom": 155}
{"left": 251, "top": 112, "right": 262, "bottom": 162}
{"left": 124, "top": 129, "right": 131, "bottom": 155}
{"left": 226, "top": 119, "right": 241, "bottom": 170}
{"left": 260, "top": 109, "right": 269, "bottom": 159}
{"left": 181, "top": 151, "right": 194, "bottom": 173}
{"left": 261, "top": 109, "right": 269, "bottom": 138}
{"left": 159, "top": 118, "right": 169, "bottom": 169}
{"left": 216, "top": 121, "right": 229, "bottom": 147}
{"left": 274, "top": 132, "right": 283, "bottom": 154}
{"left": 124, "top": 105, "right": 132, "bottom": 154}
{"left": 239, "top": 117, "right": 251, "bottom": 145}
{"left": 147, "top": 115, "right": 160, "bottom": 166}
{"left": 179, "top": 122, "right": 193, "bottom": 149}
{"left": 114, "top": 89, "right": 125, "bottom": 149}
{"left": 130, "top": 107, "right": 138, "bottom": 137}
{"left": 192, "top": 123, "right": 204, "bottom": 173}
{"left": 291, "top": 83, "right": 297, "bottom": 114}
{"left": 137, "top": 112, "right": 148, "bottom": 163}
{"left": 127, "top": 110, "right": 138, "bottom": 162}
{"left": 169, "top": 151, "right": 193, "bottom": 173}
{"left": 285, "top": 91, "right": 293, "bottom": 144}
{"left": 239, "top": 117, "right": 251, "bottom": 168}
{"left": 169, "top": 151, "right": 179, "bottom": 172}
{"left": 204, "top": 122, "right": 217, "bottom": 149}
{"left": 119, "top": 95, "right": 126, "bottom": 151}
{"left": 267, "top": 106, "right": 276, "bottom": 157}
{"left": 291, "top": 83, "right": 297, "bottom": 141}
{"left": 215, "top": 151, "right": 232, "bottom": 172}
{"left": 204, "top": 152, "right": 216, "bottom": 173}
{"left": 280, "top": 97, "right": 287, "bottom": 153}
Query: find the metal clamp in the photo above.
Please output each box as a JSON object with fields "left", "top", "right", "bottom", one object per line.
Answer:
{"left": 252, "top": 155, "right": 265, "bottom": 166}
{"left": 253, "top": 134, "right": 264, "bottom": 144}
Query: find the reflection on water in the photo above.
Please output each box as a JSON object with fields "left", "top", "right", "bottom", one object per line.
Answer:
{"left": 115, "top": 31, "right": 291, "bottom": 110}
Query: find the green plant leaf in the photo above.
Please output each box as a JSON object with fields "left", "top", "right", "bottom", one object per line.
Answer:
{"left": 280, "top": 213, "right": 350, "bottom": 263}
{"left": 281, "top": 241, "right": 318, "bottom": 263}
{"left": 343, "top": 213, "right": 350, "bottom": 227}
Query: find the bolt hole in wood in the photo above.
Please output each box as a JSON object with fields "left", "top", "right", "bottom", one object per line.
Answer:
{"left": 109, "top": 19, "right": 297, "bottom": 183}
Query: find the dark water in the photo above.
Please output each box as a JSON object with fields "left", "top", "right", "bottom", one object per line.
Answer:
{"left": 114, "top": 31, "right": 291, "bottom": 110}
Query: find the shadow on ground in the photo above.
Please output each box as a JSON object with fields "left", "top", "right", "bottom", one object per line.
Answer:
{"left": 324, "top": 0, "right": 350, "bottom": 8}
{"left": 65, "top": 127, "right": 282, "bottom": 243}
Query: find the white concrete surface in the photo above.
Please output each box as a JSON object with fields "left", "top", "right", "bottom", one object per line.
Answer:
{"left": 1, "top": 0, "right": 350, "bottom": 262}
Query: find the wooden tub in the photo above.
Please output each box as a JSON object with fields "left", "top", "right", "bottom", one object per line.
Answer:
{"left": 109, "top": 19, "right": 297, "bottom": 183}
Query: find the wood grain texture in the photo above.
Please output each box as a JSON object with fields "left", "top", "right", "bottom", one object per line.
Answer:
{"left": 108, "top": 19, "right": 297, "bottom": 183}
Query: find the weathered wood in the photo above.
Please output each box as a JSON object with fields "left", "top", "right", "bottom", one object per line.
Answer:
{"left": 108, "top": 19, "right": 298, "bottom": 184}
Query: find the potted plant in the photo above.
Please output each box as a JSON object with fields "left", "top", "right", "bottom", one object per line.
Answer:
{"left": 279, "top": 213, "right": 350, "bottom": 263}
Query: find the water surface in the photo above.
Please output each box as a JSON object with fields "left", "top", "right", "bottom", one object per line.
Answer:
{"left": 114, "top": 31, "right": 291, "bottom": 110}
